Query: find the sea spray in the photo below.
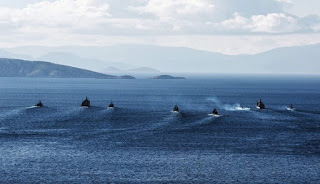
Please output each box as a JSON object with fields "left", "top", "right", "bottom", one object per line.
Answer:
{"left": 223, "top": 104, "right": 250, "bottom": 111}
{"left": 206, "top": 97, "right": 221, "bottom": 106}
{"left": 207, "top": 97, "right": 250, "bottom": 111}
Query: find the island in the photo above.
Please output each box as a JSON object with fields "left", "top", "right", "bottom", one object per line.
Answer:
{"left": 0, "top": 58, "right": 135, "bottom": 79}
{"left": 150, "top": 75, "right": 185, "bottom": 79}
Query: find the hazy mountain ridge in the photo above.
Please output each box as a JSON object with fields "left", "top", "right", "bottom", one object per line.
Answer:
{"left": 0, "top": 58, "right": 135, "bottom": 79}
{"left": 2, "top": 43, "right": 320, "bottom": 74}
{"left": 127, "top": 67, "right": 161, "bottom": 73}
{"left": 37, "top": 52, "right": 108, "bottom": 73}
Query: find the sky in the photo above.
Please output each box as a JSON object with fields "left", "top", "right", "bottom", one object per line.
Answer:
{"left": 0, "top": 0, "right": 320, "bottom": 55}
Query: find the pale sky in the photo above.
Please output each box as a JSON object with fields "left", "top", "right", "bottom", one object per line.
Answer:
{"left": 0, "top": 0, "right": 320, "bottom": 55}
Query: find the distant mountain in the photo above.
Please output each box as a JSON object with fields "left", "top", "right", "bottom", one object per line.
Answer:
{"left": 37, "top": 52, "right": 111, "bottom": 73}
{"left": 37, "top": 52, "right": 141, "bottom": 73}
{"left": 0, "top": 49, "right": 33, "bottom": 60}
{"left": 104, "top": 66, "right": 160, "bottom": 73}
{"left": 151, "top": 75, "right": 185, "bottom": 79}
{"left": 128, "top": 67, "right": 161, "bottom": 73}
{"left": 0, "top": 58, "right": 135, "bottom": 79}
{"left": 2, "top": 45, "right": 234, "bottom": 73}
{"left": 3, "top": 44, "right": 320, "bottom": 74}
{"left": 247, "top": 44, "right": 320, "bottom": 74}
{"left": 105, "top": 66, "right": 122, "bottom": 71}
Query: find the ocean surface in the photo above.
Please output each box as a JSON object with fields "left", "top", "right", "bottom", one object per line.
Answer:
{"left": 0, "top": 76, "right": 320, "bottom": 183}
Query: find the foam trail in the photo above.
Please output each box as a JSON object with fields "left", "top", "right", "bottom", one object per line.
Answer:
{"left": 0, "top": 105, "right": 53, "bottom": 121}
{"left": 250, "top": 110, "right": 278, "bottom": 120}
{"left": 99, "top": 107, "right": 115, "bottom": 114}
{"left": 223, "top": 104, "right": 250, "bottom": 111}
{"left": 170, "top": 110, "right": 180, "bottom": 114}
{"left": 148, "top": 113, "right": 178, "bottom": 130}
{"left": 208, "top": 114, "right": 222, "bottom": 117}
{"left": 0, "top": 108, "right": 25, "bottom": 120}
{"left": 186, "top": 117, "right": 216, "bottom": 128}
{"left": 284, "top": 106, "right": 295, "bottom": 111}
{"left": 47, "top": 107, "right": 86, "bottom": 122}
{"left": 206, "top": 97, "right": 221, "bottom": 106}
{"left": 100, "top": 113, "right": 180, "bottom": 135}
{"left": 25, "top": 106, "right": 39, "bottom": 109}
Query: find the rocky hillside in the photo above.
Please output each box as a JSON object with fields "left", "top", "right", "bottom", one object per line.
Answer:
{"left": 0, "top": 58, "right": 135, "bottom": 79}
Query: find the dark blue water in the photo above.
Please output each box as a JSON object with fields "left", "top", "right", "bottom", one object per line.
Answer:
{"left": 0, "top": 76, "right": 320, "bottom": 183}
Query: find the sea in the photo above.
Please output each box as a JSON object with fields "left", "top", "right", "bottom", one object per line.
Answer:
{"left": 0, "top": 75, "right": 320, "bottom": 183}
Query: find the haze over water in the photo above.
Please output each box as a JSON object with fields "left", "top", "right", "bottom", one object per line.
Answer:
{"left": 0, "top": 76, "right": 320, "bottom": 183}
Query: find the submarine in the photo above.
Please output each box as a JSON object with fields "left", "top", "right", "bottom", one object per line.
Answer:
{"left": 108, "top": 101, "right": 114, "bottom": 108}
{"left": 173, "top": 105, "right": 179, "bottom": 112}
{"left": 212, "top": 108, "right": 219, "bottom": 115}
{"left": 289, "top": 104, "right": 294, "bottom": 109}
{"left": 256, "top": 99, "right": 265, "bottom": 109}
{"left": 81, "top": 97, "right": 90, "bottom": 107}
{"left": 35, "top": 101, "right": 43, "bottom": 107}
{"left": 287, "top": 104, "right": 295, "bottom": 111}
